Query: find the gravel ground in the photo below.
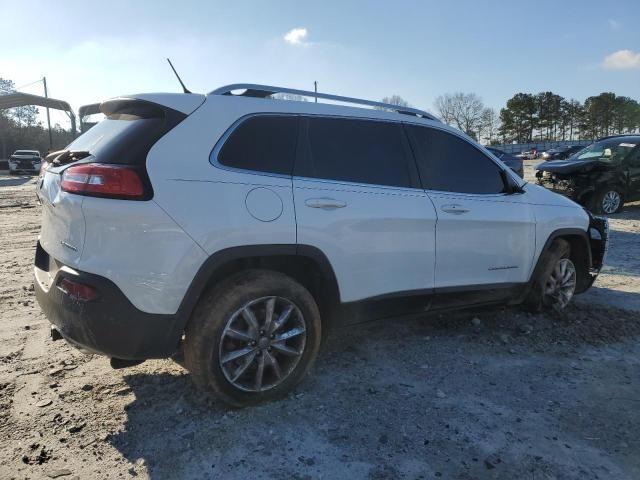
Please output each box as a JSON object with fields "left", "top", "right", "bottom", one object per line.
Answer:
{"left": 1, "top": 173, "right": 639, "bottom": 480}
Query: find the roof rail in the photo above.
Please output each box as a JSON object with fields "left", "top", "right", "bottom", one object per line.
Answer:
{"left": 209, "top": 83, "right": 438, "bottom": 120}
{"left": 598, "top": 133, "right": 640, "bottom": 141}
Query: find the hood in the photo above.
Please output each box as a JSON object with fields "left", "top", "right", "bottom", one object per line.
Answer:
{"left": 523, "top": 183, "right": 584, "bottom": 209}
{"left": 535, "top": 158, "right": 611, "bottom": 174}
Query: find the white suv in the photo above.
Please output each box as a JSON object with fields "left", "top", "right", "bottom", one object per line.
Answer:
{"left": 34, "top": 84, "right": 608, "bottom": 406}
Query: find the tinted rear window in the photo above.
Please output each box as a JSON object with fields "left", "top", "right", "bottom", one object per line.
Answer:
{"left": 63, "top": 100, "right": 185, "bottom": 165}
{"left": 217, "top": 116, "right": 298, "bottom": 175}
{"left": 407, "top": 126, "right": 505, "bottom": 194}
{"left": 296, "top": 117, "right": 414, "bottom": 188}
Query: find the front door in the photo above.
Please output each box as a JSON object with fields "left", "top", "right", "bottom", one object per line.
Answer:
{"left": 405, "top": 124, "right": 536, "bottom": 289}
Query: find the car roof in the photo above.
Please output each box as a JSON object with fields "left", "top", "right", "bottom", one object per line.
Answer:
{"left": 598, "top": 134, "right": 640, "bottom": 142}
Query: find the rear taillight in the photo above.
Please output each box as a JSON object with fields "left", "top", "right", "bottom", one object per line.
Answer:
{"left": 57, "top": 277, "right": 98, "bottom": 301}
{"left": 60, "top": 163, "right": 146, "bottom": 199}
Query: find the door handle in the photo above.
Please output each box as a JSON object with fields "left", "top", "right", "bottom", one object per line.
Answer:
{"left": 441, "top": 204, "right": 470, "bottom": 215}
{"left": 305, "top": 197, "right": 347, "bottom": 210}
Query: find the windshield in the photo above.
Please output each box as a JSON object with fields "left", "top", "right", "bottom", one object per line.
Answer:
{"left": 14, "top": 151, "right": 39, "bottom": 156}
{"left": 571, "top": 138, "right": 638, "bottom": 163}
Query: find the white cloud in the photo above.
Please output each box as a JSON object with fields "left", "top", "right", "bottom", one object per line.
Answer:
{"left": 603, "top": 49, "right": 640, "bottom": 70}
{"left": 284, "top": 28, "right": 308, "bottom": 45}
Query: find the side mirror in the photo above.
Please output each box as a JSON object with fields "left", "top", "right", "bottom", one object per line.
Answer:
{"left": 501, "top": 169, "right": 524, "bottom": 194}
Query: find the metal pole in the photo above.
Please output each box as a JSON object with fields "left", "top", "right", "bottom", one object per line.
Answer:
{"left": 314, "top": 81, "right": 317, "bottom": 103}
{"left": 43, "top": 77, "right": 53, "bottom": 149}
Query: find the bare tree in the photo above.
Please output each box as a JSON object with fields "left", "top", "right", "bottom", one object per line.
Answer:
{"left": 434, "top": 92, "right": 486, "bottom": 139}
{"left": 480, "top": 108, "right": 500, "bottom": 144}
{"left": 381, "top": 95, "right": 409, "bottom": 107}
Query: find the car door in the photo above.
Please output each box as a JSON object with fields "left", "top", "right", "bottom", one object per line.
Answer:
{"left": 405, "top": 124, "right": 536, "bottom": 291}
{"left": 292, "top": 116, "right": 437, "bottom": 303}
{"left": 623, "top": 145, "right": 640, "bottom": 201}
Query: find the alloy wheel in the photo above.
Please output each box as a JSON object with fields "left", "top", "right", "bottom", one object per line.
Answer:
{"left": 601, "top": 191, "right": 621, "bottom": 214}
{"left": 544, "top": 258, "right": 576, "bottom": 309}
{"left": 218, "top": 296, "right": 306, "bottom": 392}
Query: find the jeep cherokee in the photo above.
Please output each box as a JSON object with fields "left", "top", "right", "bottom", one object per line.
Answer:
{"left": 34, "top": 84, "right": 608, "bottom": 406}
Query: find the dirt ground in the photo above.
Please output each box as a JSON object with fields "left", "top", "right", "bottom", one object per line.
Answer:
{"left": 1, "top": 171, "right": 639, "bottom": 480}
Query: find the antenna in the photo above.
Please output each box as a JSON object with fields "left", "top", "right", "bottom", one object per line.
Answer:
{"left": 166, "top": 58, "right": 191, "bottom": 94}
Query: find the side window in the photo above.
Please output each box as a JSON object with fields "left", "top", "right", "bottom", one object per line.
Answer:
{"left": 216, "top": 115, "right": 298, "bottom": 175}
{"left": 296, "top": 117, "right": 415, "bottom": 188}
{"left": 407, "top": 126, "right": 506, "bottom": 194}
{"left": 626, "top": 147, "right": 640, "bottom": 166}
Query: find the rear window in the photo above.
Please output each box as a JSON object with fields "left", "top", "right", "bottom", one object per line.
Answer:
{"left": 63, "top": 100, "right": 185, "bottom": 165}
{"left": 217, "top": 115, "right": 298, "bottom": 175}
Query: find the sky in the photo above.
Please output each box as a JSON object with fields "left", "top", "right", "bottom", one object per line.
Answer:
{"left": 2, "top": 0, "right": 639, "bottom": 127}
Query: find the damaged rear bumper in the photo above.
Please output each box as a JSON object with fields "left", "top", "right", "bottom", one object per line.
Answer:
{"left": 34, "top": 241, "right": 183, "bottom": 360}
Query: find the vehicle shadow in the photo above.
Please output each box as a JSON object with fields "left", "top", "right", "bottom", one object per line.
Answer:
{"left": 107, "top": 301, "right": 640, "bottom": 479}
{"left": 0, "top": 175, "right": 35, "bottom": 187}
{"left": 577, "top": 286, "right": 640, "bottom": 312}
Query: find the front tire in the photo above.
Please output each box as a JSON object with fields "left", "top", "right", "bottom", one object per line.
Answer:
{"left": 184, "top": 269, "right": 321, "bottom": 407}
{"left": 524, "top": 239, "right": 576, "bottom": 312}
{"left": 592, "top": 188, "right": 623, "bottom": 214}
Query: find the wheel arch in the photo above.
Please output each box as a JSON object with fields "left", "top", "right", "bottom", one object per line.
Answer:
{"left": 173, "top": 244, "right": 341, "bottom": 337}
{"left": 531, "top": 228, "right": 593, "bottom": 295}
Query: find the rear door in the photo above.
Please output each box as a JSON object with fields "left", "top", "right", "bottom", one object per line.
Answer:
{"left": 292, "top": 116, "right": 437, "bottom": 303}
{"left": 406, "top": 124, "right": 536, "bottom": 290}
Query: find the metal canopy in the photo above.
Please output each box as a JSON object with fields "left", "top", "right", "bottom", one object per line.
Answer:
{"left": 0, "top": 92, "right": 76, "bottom": 133}
{"left": 0, "top": 92, "right": 72, "bottom": 112}
{"left": 78, "top": 102, "right": 101, "bottom": 118}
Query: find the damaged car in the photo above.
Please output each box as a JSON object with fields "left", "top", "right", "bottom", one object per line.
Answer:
{"left": 535, "top": 134, "right": 640, "bottom": 214}
{"left": 35, "top": 84, "right": 610, "bottom": 406}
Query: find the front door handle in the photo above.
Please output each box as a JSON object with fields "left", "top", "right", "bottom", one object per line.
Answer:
{"left": 441, "top": 204, "right": 470, "bottom": 215}
{"left": 305, "top": 197, "right": 347, "bottom": 210}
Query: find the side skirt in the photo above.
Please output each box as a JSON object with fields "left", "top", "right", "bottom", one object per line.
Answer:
{"left": 333, "top": 283, "right": 527, "bottom": 327}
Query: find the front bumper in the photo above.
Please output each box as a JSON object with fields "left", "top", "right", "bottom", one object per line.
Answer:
{"left": 10, "top": 162, "right": 40, "bottom": 173}
{"left": 584, "top": 214, "right": 609, "bottom": 289}
{"left": 34, "top": 241, "right": 183, "bottom": 360}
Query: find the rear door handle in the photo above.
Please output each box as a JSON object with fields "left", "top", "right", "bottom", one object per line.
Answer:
{"left": 305, "top": 197, "right": 347, "bottom": 210}
{"left": 441, "top": 204, "right": 470, "bottom": 215}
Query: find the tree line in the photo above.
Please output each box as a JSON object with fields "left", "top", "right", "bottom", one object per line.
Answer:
{"left": 496, "top": 92, "right": 640, "bottom": 144}
{"left": 385, "top": 91, "right": 640, "bottom": 145}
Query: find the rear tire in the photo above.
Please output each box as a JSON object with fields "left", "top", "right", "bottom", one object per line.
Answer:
{"left": 184, "top": 269, "right": 321, "bottom": 407}
{"left": 591, "top": 187, "right": 623, "bottom": 214}
{"left": 523, "top": 239, "right": 576, "bottom": 312}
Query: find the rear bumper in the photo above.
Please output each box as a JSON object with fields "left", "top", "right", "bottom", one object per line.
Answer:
{"left": 34, "top": 242, "right": 183, "bottom": 360}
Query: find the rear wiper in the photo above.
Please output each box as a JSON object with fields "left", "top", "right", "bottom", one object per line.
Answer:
{"left": 48, "top": 150, "right": 91, "bottom": 166}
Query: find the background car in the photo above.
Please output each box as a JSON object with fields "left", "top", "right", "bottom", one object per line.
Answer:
{"left": 486, "top": 147, "right": 524, "bottom": 178}
{"left": 535, "top": 134, "right": 640, "bottom": 214}
{"left": 8, "top": 150, "right": 42, "bottom": 175}
{"left": 542, "top": 145, "right": 586, "bottom": 161}
{"left": 520, "top": 148, "right": 539, "bottom": 160}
